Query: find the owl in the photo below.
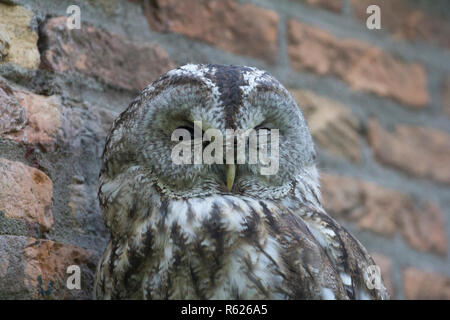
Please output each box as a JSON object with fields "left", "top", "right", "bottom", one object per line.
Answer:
{"left": 94, "top": 64, "right": 389, "bottom": 300}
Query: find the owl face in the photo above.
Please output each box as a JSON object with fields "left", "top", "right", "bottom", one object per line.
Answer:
{"left": 106, "top": 64, "right": 317, "bottom": 199}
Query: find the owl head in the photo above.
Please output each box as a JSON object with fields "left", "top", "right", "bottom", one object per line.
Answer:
{"left": 101, "top": 64, "right": 317, "bottom": 200}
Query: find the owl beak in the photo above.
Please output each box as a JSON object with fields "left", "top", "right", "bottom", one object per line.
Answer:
{"left": 226, "top": 163, "right": 236, "bottom": 192}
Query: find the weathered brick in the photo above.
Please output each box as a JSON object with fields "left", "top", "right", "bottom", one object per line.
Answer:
{"left": 2, "top": 90, "right": 62, "bottom": 151}
{"left": 296, "top": 0, "right": 342, "bottom": 13}
{"left": 1, "top": 79, "right": 117, "bottom": 153}
{"left": 291, "top": 89, "right": 362, "bottom": 162}
{"left": 144, "top": 0, "right": 279, "bottom": 62}
{"left": 443, "top": 77, "right": 450, "bottom": 117}
{"left": 0, "top": 235, "right": 97, "bottom": 299}
{"left": 351, "top": 0, "right": 450, "bottom": 50}
{"left": 0, "top": 3, "right": 40, "bottom": 69}
{"left": 368, "top": 119, "right": 450, "bottom": 185}
{"left": 371, "top": 253, "right": 394, "bottom": 297}
{"left": 403, "top": 268, "right": 450, "bottom": 299}
{"left": 321, "top": 173, "right": 447, "bottom": 256}
{"left": 0, "top": 79, "right": 26, "bottom": 134}
{"left": 58, "top": 102, "right": 118, "bottom": 157}
{"left": 400, "top": 202, "right": 447, "bottom": 257}
{"left": 0, "top": 158, "right": 53, "bottom": 233}
{"left": 23, "top": 238, "right": 96, "bottom": 299}
{"left": 287, "top": 20, "right": 429, "bottom": 107}
{"left": 40, "top": 17, "right": 175, "bottom": 92}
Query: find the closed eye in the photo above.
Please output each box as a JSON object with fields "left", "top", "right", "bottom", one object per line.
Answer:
{"left": 254, "top": 121, "right": 283, "bottom": 136}
{"left": 255, "top": 123, "right": 272, "bottom": 133}
{"left": 254, "top": 121, "right": 274, "bottom": 131}
{"left": 174, "top": 123, "right": 208, "bottom": 145}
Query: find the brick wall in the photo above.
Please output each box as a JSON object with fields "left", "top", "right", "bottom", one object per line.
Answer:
{"left": 0, "top": 0, "right": 449, "bottom": 299}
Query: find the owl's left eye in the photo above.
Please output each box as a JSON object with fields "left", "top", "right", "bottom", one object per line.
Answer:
{"left": 255, "top": 123, "right": 273, "bottom": 132}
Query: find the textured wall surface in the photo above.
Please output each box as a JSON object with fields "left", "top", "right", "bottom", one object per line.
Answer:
{"left": 0, "top": 0, "right": 449, "bottom": 299}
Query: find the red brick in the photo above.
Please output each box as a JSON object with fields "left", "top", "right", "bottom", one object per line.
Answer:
{"left": 144, "top": 0, "right": 279, "bottom": 62}
{"left": 2, "top": 90, "right": 62, "bottom": 151}
{"left": 321, "top": 174, "right": 447, "bottom": 256}
{"left": 291, "top": 89, "right": 362, "bottom": 162}
{"left": 351, "top": 0, "right": 450, "bottom": 50}
{"left": 40, "top": 17, "right": 175, "bottom": 92}
{"left": 0, "top": 235, "right": 96, "bottom": 299}
{"left": 368, "top": 119, "right": 450, "bottom": 185}
{"left": 0, "top": 158, "right": 54, "bottom": 233}
{"left": 1, "top": 80, "right": 61, "bottom": 151}
{"left": 404, "top": 268, "right": 450, "bottom": 299}
{"left": 1, "top": 82, "right": 116, "bottom": 153}
{"left": 399, "top": 202, "right": 447, "bottom": 257}
{"left": 23, "top": 238, "right": 95, "bottom": 299}
{"left": 287, "top": 20, "right": 429, "bottom": 107}
{"left": 296, "top": 0, "right": 342, "bottom": 13}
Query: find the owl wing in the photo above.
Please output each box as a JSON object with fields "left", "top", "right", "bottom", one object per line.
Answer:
{"left": 295, "top": 205, "right": 390, "bottom": 300}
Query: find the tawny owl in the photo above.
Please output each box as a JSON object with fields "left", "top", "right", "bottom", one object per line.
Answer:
{"left": 94, "top": 64, "right": 389, "bottom": 300}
